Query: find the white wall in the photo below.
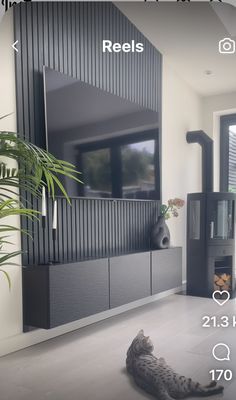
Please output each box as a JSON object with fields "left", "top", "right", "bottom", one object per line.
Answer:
{"left": 0, "top": 9, "right": 23, "bottom": 341}
{"left": 0, "top": 13, "right": 202, "bottom": 355}
{"left": 202, "top": 92, "right": 236, "bottom": 191}
{"left": 162, "top": 61, "right": 202, "bottom": 279}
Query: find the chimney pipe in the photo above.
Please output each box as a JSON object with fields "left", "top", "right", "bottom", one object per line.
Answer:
{"left": 186, "top": 130, "right": 213, "bottom": 192}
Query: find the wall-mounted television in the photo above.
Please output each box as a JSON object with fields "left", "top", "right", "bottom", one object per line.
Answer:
{"left": 43, "top": 67, "right": 160, "bottom": 200}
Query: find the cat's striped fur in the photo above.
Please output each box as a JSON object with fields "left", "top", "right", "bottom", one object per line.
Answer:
{"left": 126, "top": 330, "right": 224, "bottom": 400}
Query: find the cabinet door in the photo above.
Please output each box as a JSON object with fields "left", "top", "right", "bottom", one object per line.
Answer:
{"left": 110, "top": 252, "right": 151, "bottom": 308}
{"left": 151, "top": 248, "right": 182, "bottom": 294}
{"left": 49, "top": 259, "right": 109, "bottom": 328}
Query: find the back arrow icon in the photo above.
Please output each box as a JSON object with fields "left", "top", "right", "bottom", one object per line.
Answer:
{"left": 12, "top": 40, "right": 19, "bottom": 53}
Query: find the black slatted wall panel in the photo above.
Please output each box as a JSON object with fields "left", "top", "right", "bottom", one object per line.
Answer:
{"left": 37, "top": 198, "right": 159, "bottom": 265}
{"left": 14, "top": 2, "right": 162, "bottom": 265}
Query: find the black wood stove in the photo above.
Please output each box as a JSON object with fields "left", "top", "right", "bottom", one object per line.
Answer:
{"left": 186, "top": 131, "right": 236, "bottom": 298}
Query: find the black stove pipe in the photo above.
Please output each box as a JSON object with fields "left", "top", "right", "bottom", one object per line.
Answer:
{"left": 186, "top": 130, "right": 213, "bottom": 192}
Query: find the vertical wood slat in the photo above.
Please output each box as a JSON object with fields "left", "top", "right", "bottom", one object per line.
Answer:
{"left": 34, "top": 198, "right": 159, "bottom": 264}
{"left": 27, "top": 199, "right": 160, "bottom": 265}
{"left": 14, "top": 2, "right": 161, "bottom": 266}
{"left": 15, "top": 5, "right": 28, "bottom": 265}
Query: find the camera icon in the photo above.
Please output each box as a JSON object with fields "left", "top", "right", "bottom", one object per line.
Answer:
{"left": 219, "top": 38, "right": 235, "bottom": 54}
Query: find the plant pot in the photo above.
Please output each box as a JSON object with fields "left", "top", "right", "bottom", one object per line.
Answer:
{"left": 151, "top": 216, "right": 170, "bottom": 249}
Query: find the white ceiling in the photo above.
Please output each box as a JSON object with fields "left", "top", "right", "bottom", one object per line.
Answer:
{"left": 116, "top": 2, "right": 236, "bottom": 97}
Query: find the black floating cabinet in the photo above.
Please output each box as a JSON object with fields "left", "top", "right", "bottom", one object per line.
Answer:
{"left": 109, "top": 252, "right": 151, "bottom": 308}
{"left": 151, "top": 248, "right": 182, "bottom": 294}
{"left": 23, "top": 248, "right": 182, "bottom": 330}
{"left": 23, "top": 259, "right": 109, "bottom": 329}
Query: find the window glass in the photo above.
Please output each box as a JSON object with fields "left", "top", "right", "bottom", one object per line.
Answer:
{"left": 209, "top": 200, "right": 234, "bottom": 240}
{"left": 228, "top": 125, "right": 236, "bottom": 193}
{"left": 189, "top": 200, "right": 200, "bottom": 240}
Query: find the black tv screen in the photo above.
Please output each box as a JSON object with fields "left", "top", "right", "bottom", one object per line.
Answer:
{"left": 43, "top": 67, "right": 159, "bottom": 200}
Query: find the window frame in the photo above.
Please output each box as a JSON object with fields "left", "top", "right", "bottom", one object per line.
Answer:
{"left": 220, "top": 114, "right": 236, "bottom": 192}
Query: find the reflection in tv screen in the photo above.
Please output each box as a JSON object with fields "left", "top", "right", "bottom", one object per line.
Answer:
{"left": 44, "top": 67, "right": 159, "bottom": 199}
{"left": 121, "top": 141, "right": 155, "bottom": 199}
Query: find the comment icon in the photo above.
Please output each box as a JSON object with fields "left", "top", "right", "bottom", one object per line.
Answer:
{"left": 212, "top": 343, "right": 231, "bottom": 362}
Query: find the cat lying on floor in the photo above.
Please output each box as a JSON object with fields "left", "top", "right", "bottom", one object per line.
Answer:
{"left": 126, "top": 330, "right": 224, "bottom": 400}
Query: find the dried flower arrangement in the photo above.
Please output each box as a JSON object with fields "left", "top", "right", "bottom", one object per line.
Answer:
{"left": 160, "top": 198, "right": 185, "bottom": 220}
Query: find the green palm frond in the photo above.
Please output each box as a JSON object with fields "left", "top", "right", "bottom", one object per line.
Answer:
{"left": 0, "top": 249, "right": 23, "bottom": 290}
{"left": 0, "top": 162, "right": 40, "bottom": 199}
{"left": 0, "top": 269, "right": 11, "bottom": 289}
{"left": 0, "top": 112, "right": 13, "bottom": 121}
{"left": 0, "top": 115, "right": 82, "bottom": 289}
{"left": 0, "top": 132, "right": 82, "bottom": 202}
{"left": 0, "top": 250, "right": 22, "bottom": 263}
{"left": 0, "top": 198, "right": 39, "bottom": 220}
{"left": 0, "top": 224, "right": 29, "bottom": 236}
{"left": 0, "top": 235, "right": 15, "bottom": 246}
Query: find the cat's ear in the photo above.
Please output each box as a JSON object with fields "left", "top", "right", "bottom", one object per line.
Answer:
{"left": 138, "top": 329, "right": 144, "bottom": 336}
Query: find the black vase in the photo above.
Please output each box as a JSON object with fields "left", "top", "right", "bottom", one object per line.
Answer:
{"left": 151, "top": 216, "right": 170, "bottom": 249}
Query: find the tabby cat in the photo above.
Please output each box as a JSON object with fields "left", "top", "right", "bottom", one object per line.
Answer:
{"left": 126, "top": 330, "right": 224, "bottom": 399}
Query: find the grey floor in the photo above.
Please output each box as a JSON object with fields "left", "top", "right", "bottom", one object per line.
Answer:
{"left": 0, "top": 294, "right": 235, "bottom": 400}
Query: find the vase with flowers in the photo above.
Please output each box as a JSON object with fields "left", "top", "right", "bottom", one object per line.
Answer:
{"left": 151, "top": 198, "right": 185, "bottom": 249}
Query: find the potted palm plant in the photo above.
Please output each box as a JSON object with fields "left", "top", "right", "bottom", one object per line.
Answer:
{"left": 0, "top": 113, "right": 82, "bottom": 287}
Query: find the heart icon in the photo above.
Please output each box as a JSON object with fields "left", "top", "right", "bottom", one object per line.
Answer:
{"left": 212, "top": 290, "right": 230, "bottom": 306}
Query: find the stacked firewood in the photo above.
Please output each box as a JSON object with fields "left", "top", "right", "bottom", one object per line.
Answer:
{"left": 214, "top": 273, "right": 231, "bottom": 291}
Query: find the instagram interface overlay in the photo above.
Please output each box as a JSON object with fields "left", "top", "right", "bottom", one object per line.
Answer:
{"left": 0, "top": 0, "right": 236, "bottom": 394}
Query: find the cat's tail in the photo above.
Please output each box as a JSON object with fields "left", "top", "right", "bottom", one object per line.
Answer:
{"left": 194, "top": 382, "right": 224, "bottom": 397}
{"left": 204, "top": 381, "right": 217, "bottom": 389}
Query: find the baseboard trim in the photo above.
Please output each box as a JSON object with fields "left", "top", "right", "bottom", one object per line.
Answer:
{"left": 0, "top": 286, "right": 182, "bottom": 357}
